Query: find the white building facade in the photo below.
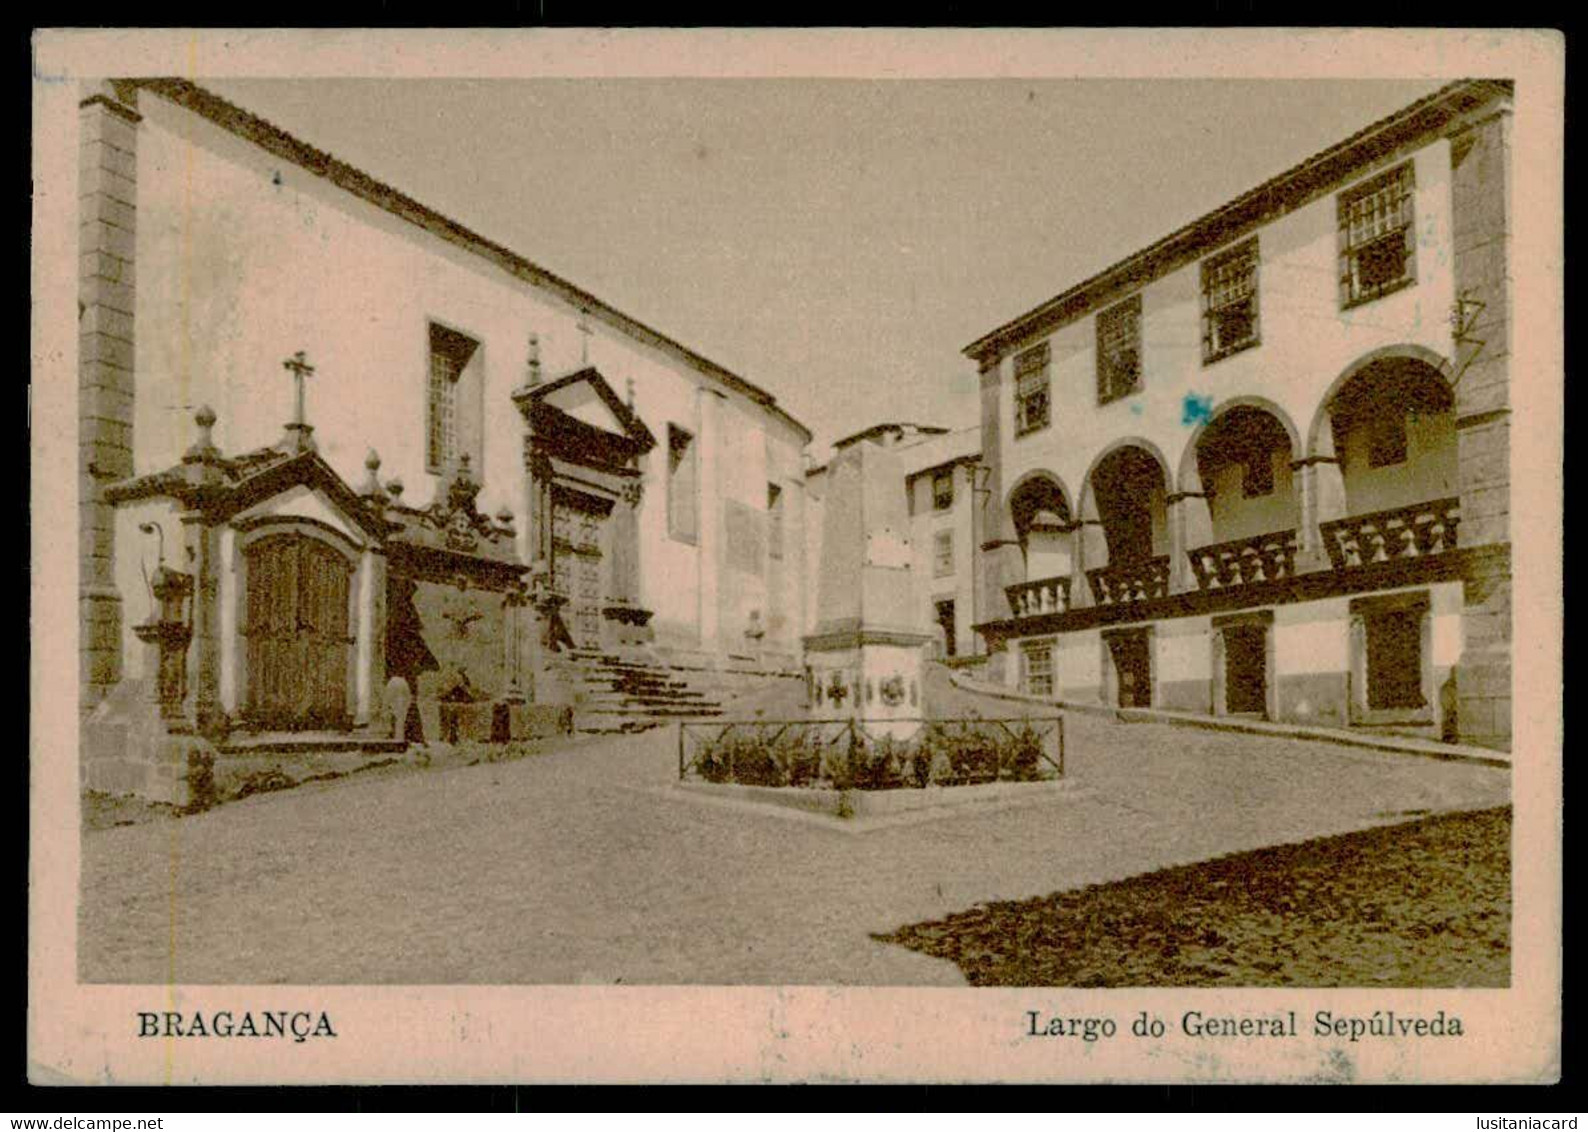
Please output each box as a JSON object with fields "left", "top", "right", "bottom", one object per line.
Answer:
{"left": 966, "top": 80, "right": 1514, "bottom": 750}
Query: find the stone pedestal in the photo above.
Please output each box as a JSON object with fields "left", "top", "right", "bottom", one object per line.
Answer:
{"left": 802, "top": 432, "right": 934, "bottom": 740}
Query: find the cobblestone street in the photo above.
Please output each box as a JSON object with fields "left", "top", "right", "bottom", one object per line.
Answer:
{"left": 79, "top": 713, "right": 1510, "bottom": 985}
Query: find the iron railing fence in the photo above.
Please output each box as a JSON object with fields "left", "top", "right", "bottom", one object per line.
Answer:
{"left": 678, "top": 715, "right": 1063, "bottom": 788}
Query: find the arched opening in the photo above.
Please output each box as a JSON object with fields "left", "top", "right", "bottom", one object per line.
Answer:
{"left": 1195, "top": 406, "right": 1298, "bottom": 541}
{"left": 1084, "top": 444, "right": 1170, "bottom": 604}
{"left": 1184, "top": 405, "right": 1302, "bottom": 590}
{"left": 1006, "top": 474, "right": 1073, "bottom": 616}
{"left": 1326, "top": 356, "right": 1457, "bottom": 517}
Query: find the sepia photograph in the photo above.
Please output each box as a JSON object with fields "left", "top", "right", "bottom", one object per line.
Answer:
{"left": 30, "top": 28, "right": 1562, "bottom": 1085}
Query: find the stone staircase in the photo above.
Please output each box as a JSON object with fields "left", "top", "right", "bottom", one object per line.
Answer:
{"left": 567, "top": 649, "right": 728, "bottom": 734}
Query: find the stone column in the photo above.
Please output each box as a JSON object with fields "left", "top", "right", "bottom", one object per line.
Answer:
{"left": 180, "top": 513, "right": 224, "bottom": 737}
{"left": 1294, "top": 454, "right": 1346, "bottom": 571}
{"left": 695, "top": 388, "right": 725, "bottom": 658}
{"left": 1166, "top": 491, "right": 1212, "bottom": 593}
{"left": 1449, "top": 104, "right": 1514, "bottom": 751}
{"left": 79, "top": 83, "right": 141, "bottom": 713}
{"left": 1072, "top": 519, "right": 1108, "bottom": 609}
{"left": 972, "top": 356, "right": 1008, "bottom": 631}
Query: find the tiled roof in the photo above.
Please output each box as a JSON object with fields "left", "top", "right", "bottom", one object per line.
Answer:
{"left": 963, "top": 78, "right": 1513, "bottom": 363}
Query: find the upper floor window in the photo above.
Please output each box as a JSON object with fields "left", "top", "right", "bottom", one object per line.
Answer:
{"left": 767, "top": 482, "right": 784, "bottom": 560}
{"left": 427, "top": 323, "right": 478, "bottom": 473}
{"left": 667, "top": 424, "right": 699, "bottom": 543}
{"left": 1202, "top": 238, "right": 1260, "bottom": 363}
{"left": 1021, "top": 639, "right": 1054, "bottom": 698}
{"left": 932, "top": 467, "right": 954, "bottom": 511}
{"left": 1014, "top": 343, "right": 1050, "bottom": 436}
{"left": 1096, "top": 294, "right": 1142, "bottom": 405}
{"left": 933, "top": 530, "right": 954, "bottom": 578}
{"left": 1338, "top": 162, "right": 1417, "bottom": 308}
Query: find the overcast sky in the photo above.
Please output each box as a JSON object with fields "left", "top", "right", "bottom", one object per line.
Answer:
{"left": 209, "top": 77, "right": 1443, "bottom": 456}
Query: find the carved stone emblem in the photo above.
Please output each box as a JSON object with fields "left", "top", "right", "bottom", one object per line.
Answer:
{"left": 880, "top": 674, "right": 907, "bottom": 707}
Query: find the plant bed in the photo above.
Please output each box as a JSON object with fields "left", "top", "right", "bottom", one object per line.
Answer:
{"left": 673, "top": 714, "right": 1060, "bottom": 793}
{"left": 675, "top": 775, "right": 1076, "bottom": 820}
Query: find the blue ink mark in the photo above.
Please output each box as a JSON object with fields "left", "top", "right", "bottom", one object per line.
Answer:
{"left": 1181, "top": 392, "right": 1214, "bottom": 427}
{"left": 1129, "top": 402, "right": 1145, "bottom": 417}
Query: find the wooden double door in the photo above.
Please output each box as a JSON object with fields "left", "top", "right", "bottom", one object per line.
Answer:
{"left": 243, "top": 534, "right": 354, "bottom": 730}
{"left": 550, "top": 489, "right": 611, "bottom": 649}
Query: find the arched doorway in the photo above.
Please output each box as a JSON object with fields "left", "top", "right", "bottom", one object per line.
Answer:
{"left": 242, "top": 532, "right": 355, "bottom": 730}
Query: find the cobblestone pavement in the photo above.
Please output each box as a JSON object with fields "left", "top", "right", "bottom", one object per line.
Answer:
{"left": 79, "top": 713, "right": 1511, "bottom": 985}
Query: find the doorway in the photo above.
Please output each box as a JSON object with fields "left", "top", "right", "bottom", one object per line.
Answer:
{"left": 1222, "top": 623, "right": 1269, "bottom": 716}
{"left": 1105, "top": 629, "right": 1152, "bottom": 708}
{"left": 243, "top": 533, "right": 353, "bottom": 730}
{"left": 551, "top": 489, "right": 611, "bottom": 650}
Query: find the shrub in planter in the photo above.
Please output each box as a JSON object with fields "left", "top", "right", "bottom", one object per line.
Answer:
{"left": 946, "top": 729, "right": 1001, "bottom": 785}
{"left": 1003, "top": 724, "right": 1048, "bottom": 782}
{"left": 851, "top": 737, "right": 907, "bottom": 791}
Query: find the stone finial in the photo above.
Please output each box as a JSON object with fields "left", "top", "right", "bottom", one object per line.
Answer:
{"left": 386, "top": 476, "right": 405, "bottom": 504}
{"left": 625, "top": 377, "right": 636, "bottom": 410}
{"left": 494, "top": 505, "right": 517, "bottom": 537}
{"left": 526, "top": 333, "right": 542, "bottom": 387}
{"left": 183, "top": 404, "right": 223, "bottom": 469}
{"left": 361, "top": 448, "right": 386, "bottom": 499}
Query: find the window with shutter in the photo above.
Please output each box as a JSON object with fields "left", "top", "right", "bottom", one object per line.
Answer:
{"left": 1201, "top": 237, "right": 1260, "bottom": 363}
{"left": 1014, "top": 343, "right": 1050, "bottom": 436}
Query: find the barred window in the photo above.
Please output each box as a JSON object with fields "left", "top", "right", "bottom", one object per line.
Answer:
{"left": 1339, "top": 162, "right": 1417, "bottom": 307}
{"left": 932, "top": 467, "right": 954, "bottom": 511}
{"left": 427, "top": 323, "right": 478, "bottom": 473}
{"left": 1014, "top": 343, "right": 1050, "bottom": 436}
{"left": 933, "top": 530, "right": 954, "bottom": 578}
{"left": 1021, "top": 639, "right": 1054, "bottom": 698}
{"left": 1096, "top": 295, "right": 1142, "bottom": 405}
{"left": 1201, "top": 238, "right": 1260, "bottom": 362}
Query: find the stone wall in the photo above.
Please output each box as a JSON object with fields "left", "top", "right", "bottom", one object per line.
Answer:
{"left": 1449, "top": 108, "right": 1514, "bottom": 751}
{"left": 79, "top": 85, "right": 140, "bottom": 712}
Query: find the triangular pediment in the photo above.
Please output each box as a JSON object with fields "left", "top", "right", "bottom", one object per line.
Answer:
{"left": 521, "top": 367, "right": 657, "bottom": 453}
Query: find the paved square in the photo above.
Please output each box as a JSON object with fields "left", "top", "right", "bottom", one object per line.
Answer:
{"left": 79, "top": 714, "right": 1510, "bottom": 985}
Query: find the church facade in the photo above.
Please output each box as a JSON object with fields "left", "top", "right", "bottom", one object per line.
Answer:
{"left": 79, "top": 79, "right": 812, "bottom": 799}
{"left": 965, "top": 80, "right": 1514, "bottom": 751}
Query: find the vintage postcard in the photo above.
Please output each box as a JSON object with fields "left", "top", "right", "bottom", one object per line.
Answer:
{"left": 29, "top": 28, "right": 1563, "bottom": 1085}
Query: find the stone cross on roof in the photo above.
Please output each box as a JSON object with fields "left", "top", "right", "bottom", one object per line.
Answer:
{"left": 281, "top": 350, "right": 317, "bottom": 453}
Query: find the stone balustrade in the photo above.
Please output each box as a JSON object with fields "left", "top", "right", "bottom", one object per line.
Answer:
{"left": 1005, "top": 575, "right": 1072, "bottom": 619}
{"left": 1187, "top": 529, "right": 1300, "bottom": 591}
{"left": 1318, "top": 498, "right": 1460, "bottom": 571}
{"left": 1085, "top": 555, "right": 1172, "bottom": 606}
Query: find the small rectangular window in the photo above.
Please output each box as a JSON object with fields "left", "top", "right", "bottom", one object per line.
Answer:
{"left": 933, "top": 530, "right": 954, "bottom": 578}
{"left": 427, "top": 323, "right": 478, "bottom": 473}
{"left": 1014, "top": 343, "right": 1050, "bottom": 435}
{"left": 667, "top": 425, "right": 698, "bottom": 543}
{"left": 1339, "top": 162, "right": 1417, "bottom": 307}
{"left": 1243, "top": 451, "right": 1275, "bottom": 497}
{"left": 932, "top": 467, "right": 954, "bottom": 511}
{"left": 1021, "top": 639, "right": 1054, "bottom": 697}
{"left": 1201, "top": 237, "right": 1260, "bottom": 362}
{"left": 767, "top": 482, "right": 783, "bottom": 560}
{"left": 1096, "top": 294, "right": 1142, "bottom": 405}
{"left": 1367, "top": 413, "right": 1409, "bottom": 468}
